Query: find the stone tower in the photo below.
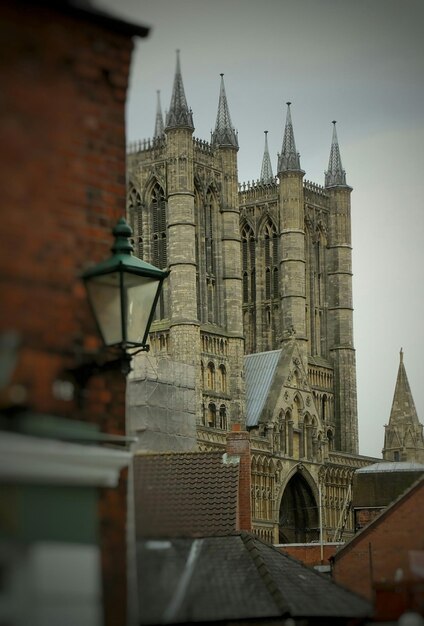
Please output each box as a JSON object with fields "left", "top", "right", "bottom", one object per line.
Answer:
{"left": 383, "top": 349, "right": 424, "bottom": 462}
{"left": 277, "top": 103, "right": 307, "bottom": 367}
{"left": 127, "top": 55, "right": 245, "bottom": 429}
{"left": 325, "top": 122, "right": 358, "bottom": 454}
{"left": 127, "top": 55, "right": 372, "bottom": 543}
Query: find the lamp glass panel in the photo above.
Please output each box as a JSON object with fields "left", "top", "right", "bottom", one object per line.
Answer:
{"left": 124, "top": 273, "right": 160, "bottom": 345}
{"left": 86, "top": 272, "right": 122, "bottom": 346}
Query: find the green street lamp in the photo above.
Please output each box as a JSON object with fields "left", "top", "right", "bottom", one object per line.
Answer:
{"left": 83, "top": 218, "right": 168, "bottom": 355}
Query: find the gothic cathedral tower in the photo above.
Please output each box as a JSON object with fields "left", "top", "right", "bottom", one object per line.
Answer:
{"left": 127, "top": 54, "right": 245, "bottom": 429}
{"left": 127, "top": 52, "right": 369, "bottom": 543}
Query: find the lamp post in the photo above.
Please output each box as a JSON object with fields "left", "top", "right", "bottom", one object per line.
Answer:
{"left": 80, "top": 217, "right": 168, "bottom": 376}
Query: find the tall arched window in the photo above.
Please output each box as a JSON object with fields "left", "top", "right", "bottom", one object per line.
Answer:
{"left": 204, "top": 189, "right": 217, "bottom": 323}
{"left": 218, "top": 365, "right": 227, "bottom": 393}
{"left": 241, "top": 224, "right": 256, "bottom": 304}
{"left": 207, "top": 403, "right": 217, "bottom": 427}
{"left": 262, "top": 220, "right": 279, "bottom": 350}
{"left": 151, "top": 183, "right": 167, "bottom": 269}
{"left": 263, "top": 221, "right": 278, "bottom": 301}
{"left": 219, "top": 405, "right": 227, "bottom": 430}
{"left": 151, "top": 182, "right": 167, "bottom": 319}
{"left": 207, "top": 362, "right": 215, "bottom": 390}
{"left": 196, "top": 188, "right": 219, "bottom": 324}
{"left": 127, "top": 186, "right": 143, "bottom": 259}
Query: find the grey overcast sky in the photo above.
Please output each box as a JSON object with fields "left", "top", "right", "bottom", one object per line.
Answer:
{"left": 98, "top": 0, "right": 424, "bottom": 458}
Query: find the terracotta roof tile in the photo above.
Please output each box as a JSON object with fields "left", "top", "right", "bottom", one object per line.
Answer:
{"left": 134, "top": 451, "right": 240, "bottom": 538}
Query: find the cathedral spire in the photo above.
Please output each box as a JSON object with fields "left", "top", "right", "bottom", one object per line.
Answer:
{"left": 154, "top": 90, "right": 164, "bottom": 138}
{"left": 260, "top": 131, "right": 274, "bottom": 183}
{"left": 277, "top": 102, "right": 301, "bottom": 173}
{"left": 211, "top": 74, "right": 238, "bottom": 148}
{"left": 388, "top": 349, "right": 421, "bottom": 428}
{"left": 165, "top": 50, "right": 194, "bottom": 130}
{"left": 325, "top": 121, "right": 347, "bottom": 187}
{"left": 383, "top": 349, "right": 424, "bottom": 462}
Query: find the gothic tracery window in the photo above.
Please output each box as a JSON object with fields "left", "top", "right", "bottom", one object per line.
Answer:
{"left": 127, "top": 186, "right": 143, "bottom": 258}
{"left": 150, "top": 182, "right": 167, "bottom": 319}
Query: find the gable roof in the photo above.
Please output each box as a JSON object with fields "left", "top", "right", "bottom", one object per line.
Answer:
{"left": 137, "top": 532, "right": 371, "bottom": 624}
{"left": 133, "top": 451, "right": 240, "bottom": 538}
{"left": 334, "top": 474, "right": 424, "bottom": 562}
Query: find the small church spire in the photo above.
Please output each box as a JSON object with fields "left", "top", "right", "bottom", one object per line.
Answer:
{"left": 277, "top": 102, "right": 301, "bottom": 173}
{"left": 383, "top": 349, "right": 424, "bottom": 462}
{"left": 154, "top": 90, "right": 164, "bottom": 138}
{"left": 165, "top": 50, "right": 194, "bottom": 130}
{"left": 260, "top": 131, "right": 274, "bottom": 183}
{"left": 211, "top": 74, "right": 238, "bottom": 148}
{"left": 325, "top": 121, "right": 347, "bottom": 187}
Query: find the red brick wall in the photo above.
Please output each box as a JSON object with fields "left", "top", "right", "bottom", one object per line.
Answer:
{"left": 333, "top": 480, "right": 424, "bottom": 606}
{"left": 0, "top": 4, "right": 136, "bottom": 624}
{"left": 226, "top": 425, "right": 252, "bottom": 531}
{"left": 279, "top": 543, "right": 341, "bottom": 567}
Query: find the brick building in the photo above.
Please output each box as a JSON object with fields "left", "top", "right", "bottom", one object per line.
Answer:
{"left": 332, "top": 476, "right": 424, "bottom": 620}
{"left": 0, "top": 1, "right": 148, "bottom": 624}
{"left": 133, "top": 428, "right": 371, "bottom": 624}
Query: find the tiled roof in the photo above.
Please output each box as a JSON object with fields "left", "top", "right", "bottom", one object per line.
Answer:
{"left": 137, "top": 532, "right": 371, "bottom": 624}
{"left": 133, "top": 451, "right": 240, "bottom": 538}
{"left": 245, "top": 349, "right": 281, "bottom": 427}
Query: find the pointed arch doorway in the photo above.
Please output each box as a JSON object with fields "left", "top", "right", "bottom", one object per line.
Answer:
{"left": 278, "top": 471, "right": 319, "bottom": 543}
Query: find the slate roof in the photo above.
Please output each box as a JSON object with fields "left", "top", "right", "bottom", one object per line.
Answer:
{"left": 133, "top": 451, "right": 240, "bottom": 538}
{"left": 245, "top": 349, "right": 281, "bottom": 427}
{"left": 356, "top": 461, "right": 424, "bottom": 473}
{"left": 137, "top": 532, "right": 371, "bottom": 624}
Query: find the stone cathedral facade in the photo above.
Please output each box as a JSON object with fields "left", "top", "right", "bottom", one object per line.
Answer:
{"left": 127, "top": 53, "right": 376, "bottom": 544}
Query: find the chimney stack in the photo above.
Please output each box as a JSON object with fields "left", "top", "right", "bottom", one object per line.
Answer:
{"left": 226, "top": 424, "right": 252, "bottom": 531}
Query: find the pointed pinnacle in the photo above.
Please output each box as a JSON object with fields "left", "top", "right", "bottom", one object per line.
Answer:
{"left": 389, "top": 351, "right": 421, "bottom": 428}
{"left": 260, "top": 130, "right": 274, "bottom": 183}
{"left": 165, "top": 50, "right": 194, "bottom": 130}
{"left": 277, "top": 102, "right": 301, "bottom": 173}
{"left": 154, "top": 90, "right": 164, "bottom": 138}
{"left": 211, "top": 74, "right": 238, "bottom": 148}
{"left": 325, "top": 120, "right": 347, "bottom": 187}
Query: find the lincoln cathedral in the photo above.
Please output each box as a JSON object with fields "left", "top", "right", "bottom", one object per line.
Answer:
{"left": 126, "top": 52, "right": 423, "bottom": 543}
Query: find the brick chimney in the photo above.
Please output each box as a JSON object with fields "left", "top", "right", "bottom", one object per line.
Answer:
{"left": 226, "top": 424, "right": 252, "bottom": 531}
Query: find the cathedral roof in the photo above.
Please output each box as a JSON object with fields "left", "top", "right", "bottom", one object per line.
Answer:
{"left": 245, "top": 349, "right": 281, "bottom": 427}
{"left": 260, "top": 130, "right": 274, "bottom": 183}
{"left": 277, "top": 102, "right": 302, "bottom": 173}
{"left": 153, "top": 90, "right": 164, "bottom": 138}
{"left": 165, "top": 50, "right": 194, "bottom": 130}
{"left": 325, "top": 121, "right": 347, "bottom": 187}
{"left": 211, "top": 74, "right": 238, "bottom": 148}
{"left": 388, "top": 349, "right": 421, "bottom": 428}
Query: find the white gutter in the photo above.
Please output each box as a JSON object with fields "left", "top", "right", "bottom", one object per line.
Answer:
{"left": 0, "top": 431, "right": 131, "bottom": 487}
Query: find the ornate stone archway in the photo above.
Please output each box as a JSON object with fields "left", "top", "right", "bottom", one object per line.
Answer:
{"left": 279, "top": 470, "right": 319, "bottom": 543}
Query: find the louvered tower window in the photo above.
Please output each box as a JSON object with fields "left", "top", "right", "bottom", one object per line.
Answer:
{"left": 127, "top": 186, "right": 143, "bottom": 259}
{"left": 204, "top": 190, "right": 217, "bottom": 324}
{"left": 151, "top": 183, "right": 167, "bottom": 269}
{"left": 241, "top": 224, "right": 256, "bottom": 304}
{"left": 151, "top": 182, "right": 167, "bottom": 319}
{"left": 241, "top": 223, "right": 256, "bottom": 353}
{"left": 262, "top": 220, "right": 279, "bottom": 350}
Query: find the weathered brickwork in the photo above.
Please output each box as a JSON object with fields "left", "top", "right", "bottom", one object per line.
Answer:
{"left": 1, "top": 4, "right": 144, "bottom": 623}
{"left": 333, "top": 478, "right": 424, "bottom": 603}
